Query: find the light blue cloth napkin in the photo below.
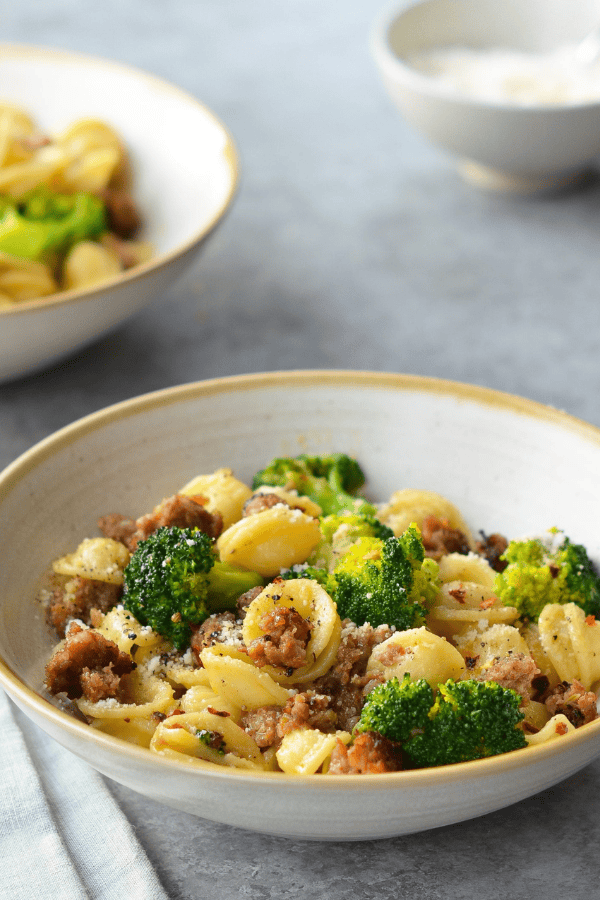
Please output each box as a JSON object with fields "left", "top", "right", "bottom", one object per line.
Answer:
{"left": 0, "top": 688, "right": 169, "bottom": 900}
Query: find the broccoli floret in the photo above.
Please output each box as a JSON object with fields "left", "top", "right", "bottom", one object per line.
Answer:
{"left": 331, "top": 525, "right": 440, "bottom": 630}
{"left": 353, "top": 674, "right": 526, "bottom": 768}
{"left": 252, "top": 453, "right": 376, "bottom": 517}
{"left": 310, "top": 512, "right": 394, "bottom": 571}
{"left": 0, "top": 188, "right": 107, "bottom": 261}
{"left": 404, "top": 678, "right": 527, "bottom": 767}
{"left": 355, "top": 674, "right": 434, "bottom": 742}
{"left": 494, "top": 531, "right": 600, "bottom": 622}
{"left": 122, "top": 526, "right": 263, "bottom": 650}
{"left": 279, "top": 562, "right": 335, "bottom": 592}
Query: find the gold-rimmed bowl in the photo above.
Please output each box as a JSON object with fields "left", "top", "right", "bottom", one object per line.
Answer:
{"left": 1, "top": 370, "right": 600, "bottom": 840}
{"left": 0, "top": 44, "right": 239, "bottom": 382}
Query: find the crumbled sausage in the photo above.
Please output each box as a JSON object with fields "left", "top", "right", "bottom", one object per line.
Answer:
{"left": 327, "top": 732, "right": 401, "bottom": 774}
{"left": 190, "top": 611, "right": 243, "bottom": 664}
{"left": 475, "top": 532, "right": 509, "bottom": 573}
{"left": 98, "top": 493, "right": 223, "bottom": 551}
{"left": 477, "top": 653, "right": 541, "bottom": 704}
{"left": 133, "top": 494, "right": 223, "bottom": 545}
{"left": 45, "top": 624, "right": 135, "bottom": 702}
{"left": 544, "top": 680, "right": 598, "bottom": 727}
{"left": 247, "top": 606, "right": 313, "bottom": 669}
{"left": 99, "top": 187, "right": 142, "bottom": 239}
{"left": 311, "top": 620, "right": 394, "bottom": 731}
{"left": 236, "top": 585, "right": 264, "bottom": 620}
{"left": 421, "top": 515, "right": 471, "bottom": 560}
{"left": 240, "top": 706, "right": 283, "bottom": 748}
{"left": 277, "top": 691, "right": 337, "bottom": 736}
{"left": 47, "top": 576, "right": 122, "bottom": 638}
{"left": 243, "top": 492, "right": 288, "bottom": 517}
{"left": 97, "top": 513, "right": 138, "bottom": 550}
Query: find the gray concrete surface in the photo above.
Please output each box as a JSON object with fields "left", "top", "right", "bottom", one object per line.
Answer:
{"left": 2, "top": 1, "right": 600, "bottom": 897}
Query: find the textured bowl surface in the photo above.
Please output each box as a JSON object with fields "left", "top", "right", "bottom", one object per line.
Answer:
{"left": 372, "top": 0, "right": 600, "bottom": 191}
{"left": 0, "top": 44, "right": 238, "bottom": 382}
{"left": 1, "top": 370, "right": 600, "bottom": 840}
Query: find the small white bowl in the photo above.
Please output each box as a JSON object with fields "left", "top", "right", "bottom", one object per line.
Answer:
{"left": 1, "top": 371, "right": 600, "bottom": 840}
{"left": 371, "top": 0, "right": 600, "bottom": 192}
{"left": 0, "top": 44, "right": 239, "bottom": 382}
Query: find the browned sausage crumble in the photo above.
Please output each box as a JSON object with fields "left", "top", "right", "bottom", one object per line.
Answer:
{"left": 45, "top": 623, "right": 135, "bottom": 702}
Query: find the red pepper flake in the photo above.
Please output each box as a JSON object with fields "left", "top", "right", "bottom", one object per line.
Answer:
{"left": 207, "top": 706, "right": 230, "bottom": 717}
{"left": 479, "top": 595, "right": 497, "bottom": 610}
{"left": 555, "top": 721, "right": 568, "bottom": 736}
{"left": 585, "top": 615, "right": 596, "bottom": 626}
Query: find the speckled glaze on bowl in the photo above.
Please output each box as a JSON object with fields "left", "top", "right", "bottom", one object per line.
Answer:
{"left": 0, "top": 44, "right": 239, "bottom": 382}
{"left": 371, "top": 0, "right": 600, "bottom": 193}
{"left": 1, "top": 371, "right": 600, "bottom": 840}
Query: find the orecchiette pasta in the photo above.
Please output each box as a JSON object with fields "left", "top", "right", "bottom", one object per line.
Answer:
{"left": 276, "top": 728, "right": 351, "bottom": 775}
{"left": 150, "top": 711, "right": 265, "bottom": 770}
{"left": 437, "top": 552, "right": 496, "bottom": 589}
{"left": 41, "top": 457, "right": 600, "bottom": 778}
{"left": 366, "top": 627, "right": 466, "bottom": 687}
{"left": 180, "top": 468, "right": 253, "bottom": 529}
{"left": 378, "top": 489, "right": 475, "bottom": 547}
{"left": 217, "top": 506, "right": 321, "bottom": 577}
{"left": 538, "top": 602, "right": 600, "bottom": 690}
{"left": 200, "top": 645, "right": 294, "bottom": 709}
{"left": 427, "top": 580, "right": 519, "bottom": 640}
{"left": 52, "top": 537, "right": 130, "bottom": 584}
{"left": 456, "top": 624, "right": 531, "bottom": 674}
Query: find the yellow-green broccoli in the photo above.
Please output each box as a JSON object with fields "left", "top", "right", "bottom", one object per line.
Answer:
{"left": 495, "top": 531, "right": 600, "bottom": 622}
{"left": 309, "top": 512, "right": 394, "bottom": 571}
{"left": 331, "top": 525, "right": 440, "bottom": 630}
{"left": 0, "top": 187, "right": 107, "bottom": 261}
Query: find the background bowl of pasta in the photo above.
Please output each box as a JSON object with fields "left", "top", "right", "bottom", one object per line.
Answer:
{"left": 1, "top": 370, "right": 600, "bottom": 841}
{"left": 0, "top": 44, "right": 239, "bottom": 383}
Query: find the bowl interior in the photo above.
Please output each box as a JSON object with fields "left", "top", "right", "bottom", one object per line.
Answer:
{"left": 2, "top": 371, "right": 600, "bottom": 688}
{"left": 385, "top": 0, "right": 600, "bottom": 59}
{"left": 0, "top": 44, "right": 237, "bottom": 257}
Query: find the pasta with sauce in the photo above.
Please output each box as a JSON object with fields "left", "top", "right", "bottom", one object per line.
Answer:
{"left": 41, "top": 455, "right": 600, "bottom": 775}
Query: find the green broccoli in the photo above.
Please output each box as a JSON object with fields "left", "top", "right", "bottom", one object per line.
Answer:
{"left": 405, "top": 678, "right": 527, "bottom": 767}
{"left": 355, "top": 674, "right": 434, "bottom": 742}
{"left": 0, "top": 187, "right": 107, "bottom": 262}
{"left": 331, "top": 525, "right": 440, "bottom": 630}
{"left": 355, "top": 675, "right": 526, "bottom": 767}
{"left": 279, "top": 562, "right": 336, "bottom": 592}
{"left": 310, "top": 512, "right": 394, "bottom": 571}
{"left": 122, "top": 526, "right": 263, "bottom": 650}
{"left": 252, "top": 453, "right": 377, "bottom": 517}
{"left": 494, "top": 531, "right": 600, "bottom": 622}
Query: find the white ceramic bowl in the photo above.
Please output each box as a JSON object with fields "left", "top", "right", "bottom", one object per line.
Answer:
{"left": 0, "top": 44, "right": 239, "bottom": 382}
{"left": 1, "top": 370, "right": 600, "bottom": 841}
{"left": 371, "top": 0, "right": 600, "bottom": 192}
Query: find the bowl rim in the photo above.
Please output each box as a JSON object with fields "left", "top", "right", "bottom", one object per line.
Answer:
{"left": 2, "top": 368, "right": 600, "bottom": 788}
{"left": 370, "top": 0, "right": 600, "bottom": 114}
{"left": 0, "top": 41, "right": 240, "bottom": 318}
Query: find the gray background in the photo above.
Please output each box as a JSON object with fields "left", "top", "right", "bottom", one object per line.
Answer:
{"left": 2, "top": 1, "right": 600, "bottom": 897}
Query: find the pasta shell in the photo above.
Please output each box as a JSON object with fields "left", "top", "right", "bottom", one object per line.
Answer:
{"left": 217, "top": 505, "right": 320, "bottom": 577}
